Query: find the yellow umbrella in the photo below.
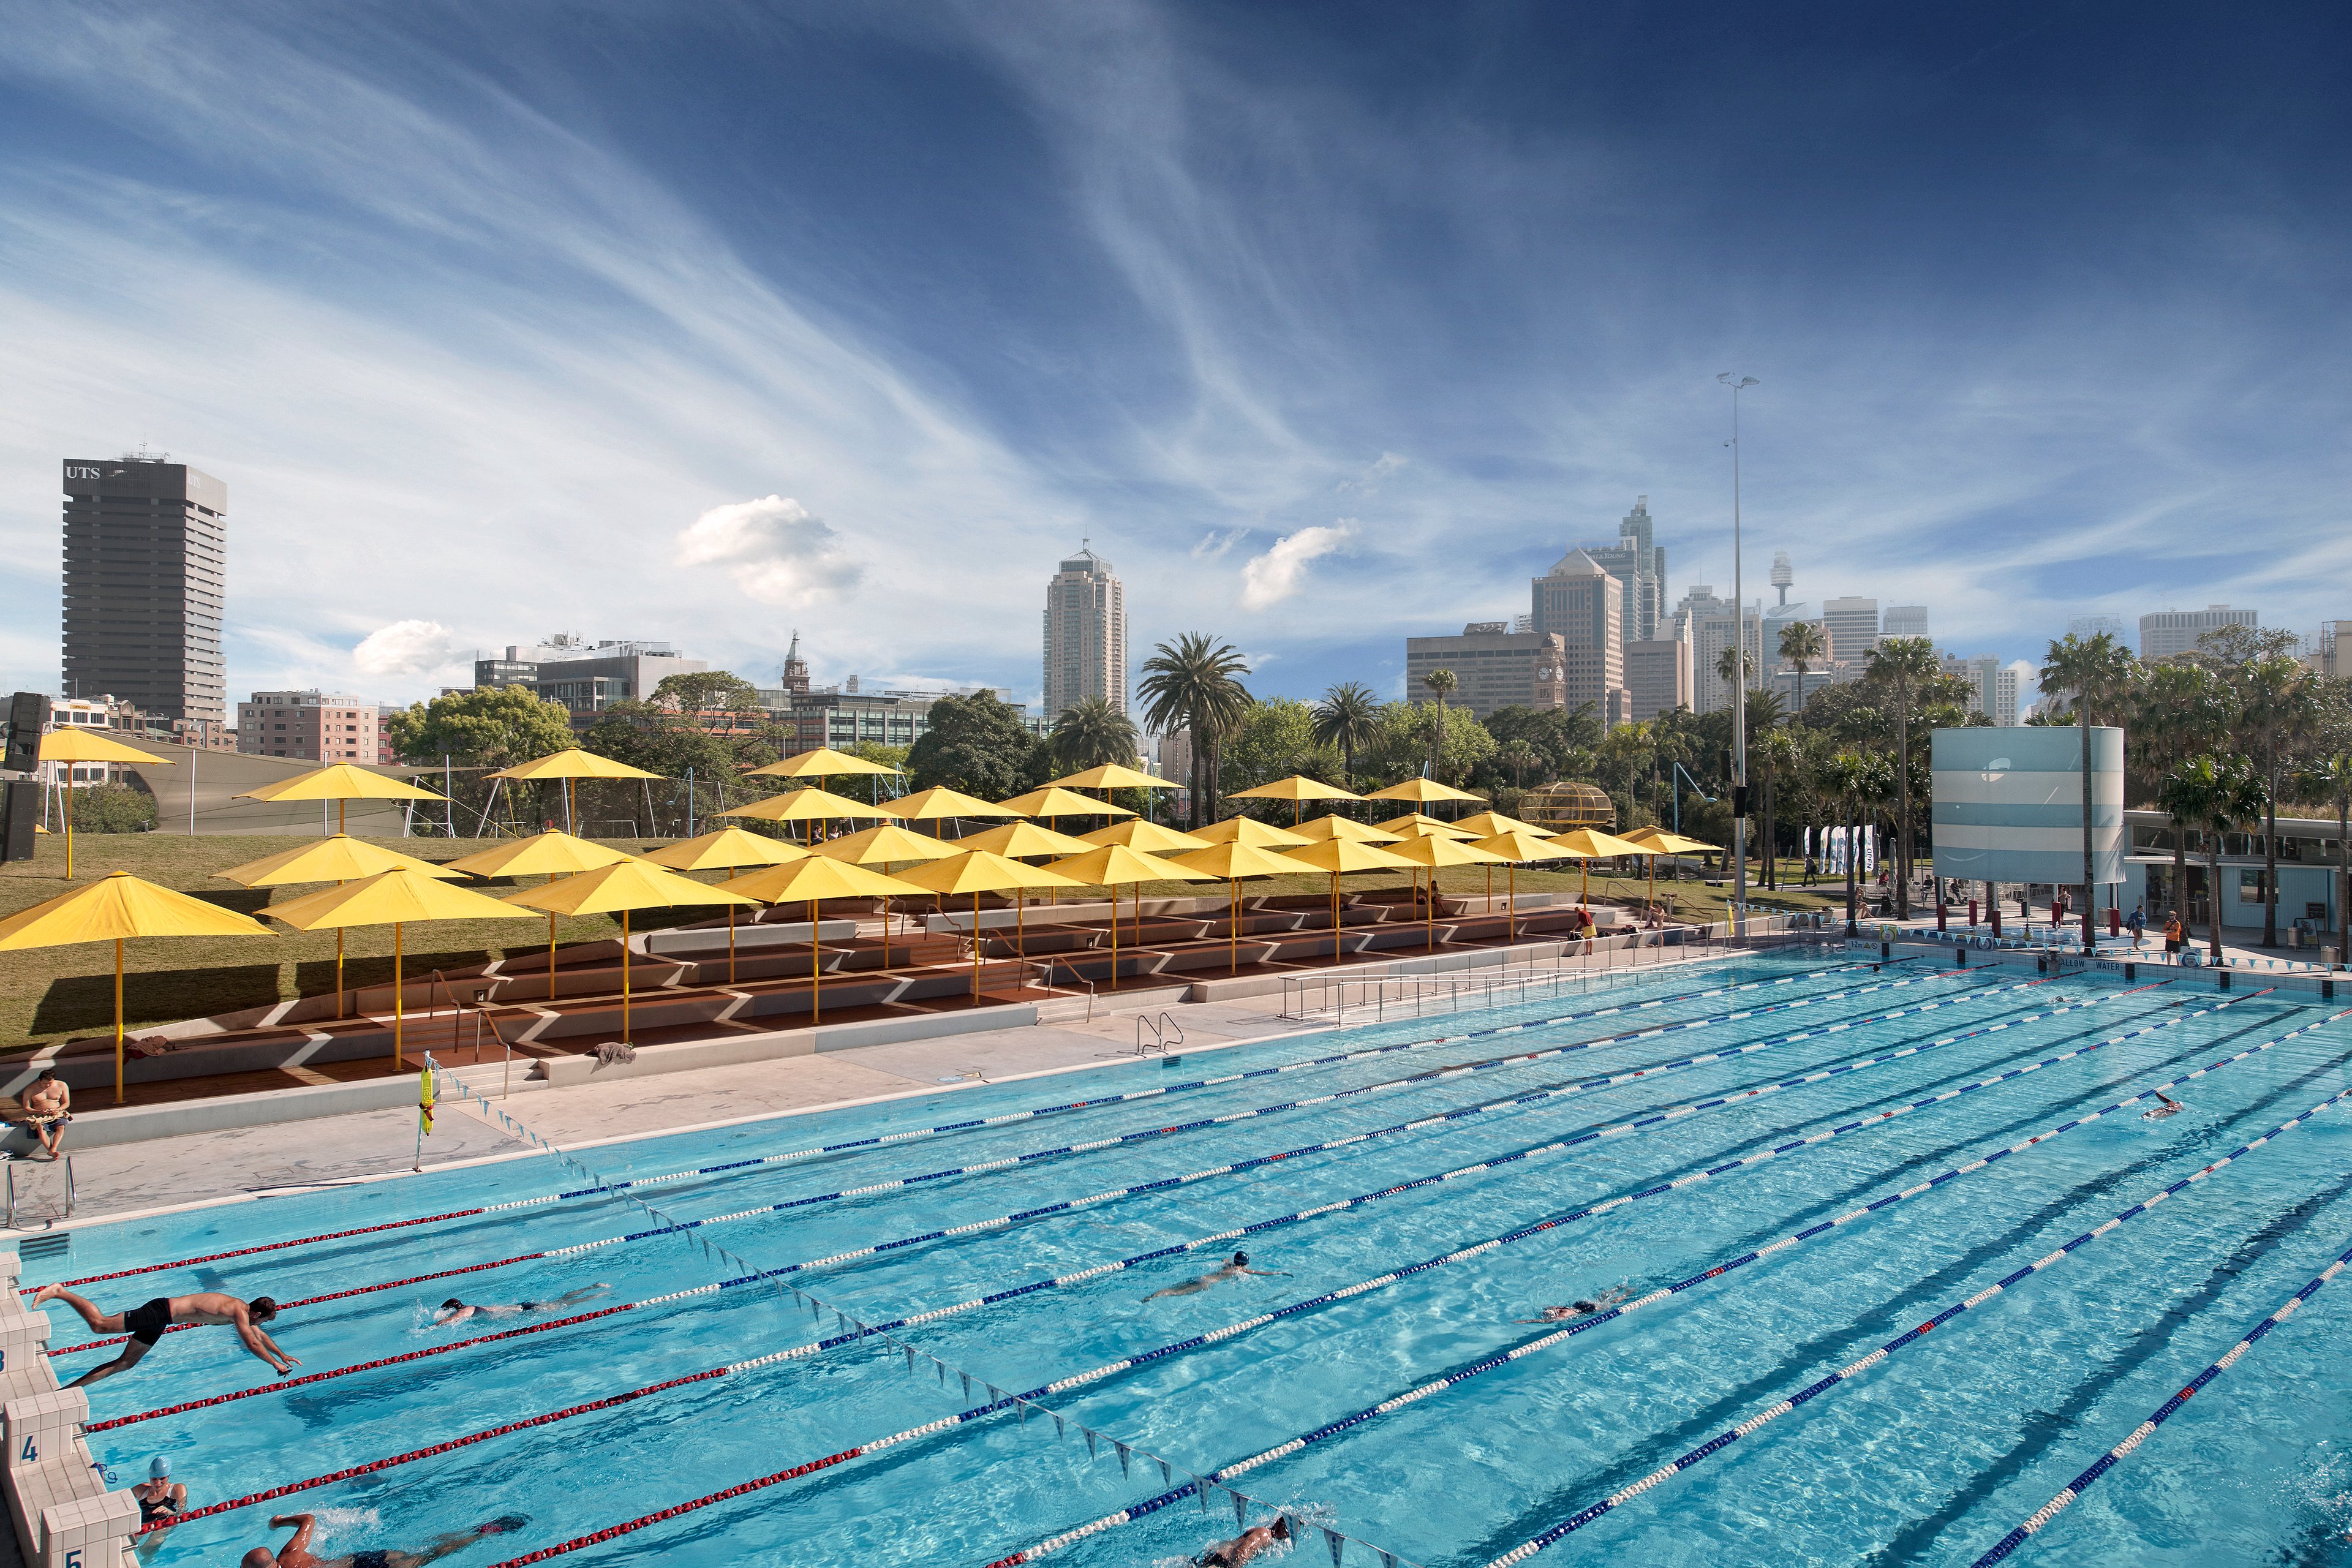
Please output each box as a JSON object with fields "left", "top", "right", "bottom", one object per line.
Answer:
{"left": 234, "top": 761, "right": 445, "bottom": 831}
{"left": 886, "top": 786, "right": 1020, "bottom": 835}
{"left": 998, "top": 786, "right": 1136, "bottom": 821}
{"left": 1547, "top": 826, "right": 1650, "bottom": 910}
{"left": 718, "top": 786, "right": 898, "bottom": 829}
{"left": 1362, "top": 777, "right": 1482, "bottom": 807}
{"left": 1619, "top": 826, "right": 1716, "bottom": 918}
{"left": 1468, "top": 828, "right": 1562, "bottom": 942}
{"left": 0, "top": 872, "right": 271, "bottom": 1102}
{"left": 1277, "top": 838, "right": 1415, "bottom": 965}
{"left": 1078, "top": 820, "right": 1210, "bottom": 854}
{"left": 1453, "top": 812, "right": 1554, "bottom": 840}
{"left": 1288, "top": 816, "right": 1400, "bottom": 845}
{"left": 1187, "top": 817, "right": 1311, "bottom": 848}
{"left": 1043, "top": 843, "right": 1215, "bottom": 990}
{"left": 503, "top": 861, "right": 758, "bottom": 1044}
{"left": 1044, "top": 764, "right": 1180, "bottom": 791}
{"left": 955, "top": 821, "right": 1096, "bottom": 859}
{"left": 39, "top": 729, "right": 175, "bottom": 880}
{"left": 1387, "top": 834, "right": 1507, "bottom": 951}
{"left": 484, "top": 748, "right": 661, "bottom": 837}
{"left": 445, "top": 831, "right": 644, "bottom": 1004}
{"left": 265, "top": 869, "right": 533, "bottom": 1068}
{"left": 219, "top": 837, "right": 467, "bottom": 1020}
{"left": 892, "top": 851, "right": 1082, "bottom": 1003}
{"left": 1164, "top": 840, "right": 1307, "bottom": 975}
{"left": 641, "top": 827, "right": 811, "bottom": 982}
{"left": 745, "top": 747, "right": 900, "bottom": 783}
{"left": 719, "top": 858, "right": 924, "bottom": 1023}
{"left": 815, "top": 824, "right": 963, "bottom": 968}
{"left": 1374, "top": 813, "right": 1477, "bottom": 839}
{"left": 1227, "top": 774, "right": 1362, "bottom": 825}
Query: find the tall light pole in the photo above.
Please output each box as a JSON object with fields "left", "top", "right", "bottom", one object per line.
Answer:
{"left": 1719, "top": 372, "right": 1758, "bottom": 938}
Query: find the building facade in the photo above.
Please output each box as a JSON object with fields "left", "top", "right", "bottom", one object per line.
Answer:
{"left": 1674, "top": 585, "right": 1765, "bottom": 717}
{"left": 1820, "top": 596, "right": 1881, "bottom": 665}
{"left": 1882, "top": 605, "right": 1929, "bottom": 640}
{"left": 61, "top": 454, "right": 227, "bottom": 724}
{"left": 238, "top": 691, "right": 380, "bottom": 762}
{"left": 2140, "top": 605, "right": 2256, "bottom": 661}
{"left": 1940, "top": 653, "right": 2021, "bottom": 726}
{"left": 1042, "top": 545, "right": 1127, "bottom": 722}
{"left": 1571, "top": 496, "right": 1668, "bottom": 651}
{"left": 473, "top": 636, "right": 708, "bottom": 726}
{"left": 1624, "top": 637, "right": 1693, "bottom": 722}
{"left": 1529, "top": 551, "right": 1625, "bottom": 723}
{"left": 1403, "top": 624, "right": 1569, "bottom": 721}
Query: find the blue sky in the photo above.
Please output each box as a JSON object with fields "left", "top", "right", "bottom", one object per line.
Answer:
{"left": 1, "top": 1, "right": 2346, "bottom": 714}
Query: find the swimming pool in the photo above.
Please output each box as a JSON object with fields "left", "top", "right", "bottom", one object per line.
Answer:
{"left": 32, "top": 951, "right": 2352, "bottom": 1568}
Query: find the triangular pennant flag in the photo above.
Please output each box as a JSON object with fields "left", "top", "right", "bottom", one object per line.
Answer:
{"left": 1018, "top": 1400, "right": 1031, "bottom": 1428}
{"left": 1115, "top": 1442, "right": 1132, "bottom": 1478}
{"left": 1232, "top": 1489, "right": 1246, "bottom": 1526}
{"left": 987, "top": 1384, "right": 1003, "bottom": 1406}
{"left": 1378, "top": 1551, "right": 1396, "bottom": 1568}
{"left": 1084, "top": 1428, "right": 1098, "bottom": 1460}
{"left": 935, "top": 1357, "right": 947, "bottom": 1385}
{"left": 1322, "top": 1528, "right": 1343, "bottom": 1567}
{"left": 1053, "top": 1412, "right": 1065, "bottom": 1438}
{"left": 962, "top": 1372, "right": 973, "bottom": 1401}
{"left": 904, "top": 1345, "right": 916, "bottom": 1372}
{"left": 1158, "top": 1458, "right": 1171, "bottom": 1485}
{"left": 1193, "top": 1477, "right": 1208, "bottom": 1513}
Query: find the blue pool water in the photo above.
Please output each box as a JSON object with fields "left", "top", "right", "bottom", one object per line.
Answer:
{"left": 36, "top": 952, "right": 2352, "bottom": 1568}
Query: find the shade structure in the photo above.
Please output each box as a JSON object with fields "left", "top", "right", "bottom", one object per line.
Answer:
{"left": 1187, "top": 818, "right": 1310, "bottom": 848}
{"left": 223, "top": 835, "right": 466, "bottom": 1019}
{"left": 1164, "top": 840, "right": 1306, "bottom": 975}
{"left": 1387, "top": 834, "right": 1507, "bottom": 952}
{"left": 812, "top": 824, "right": 962, "bottom": 864}
{"left": 1227, "top": 774, "right": 1360, "bottom": 825}
{"left": 1361, "top": 777, "right": 1482, "bottom": 806}
{"left": 1287, "top": 816, "right": 1400, "bottom": 845}
{"left": 718, "top": 858, "right": 925, "bottom": 1025}
{"left": 235, "top": 762, "right": 442, "bottom": 804}
{"left": 954, "top": 821, "right": 1096, "bottom": 859}
{"left": 717, "top": 786, "right": 900, "bottom": 851}
{"left": 0, "top": 872, "right": 273, "bottom": 1102}
{"left": 1452, "top": 812, "right": 1554, "bottom": 840}
{"left": 892, "top": 851, "right": 1082, "bottom": 1004}
{"left": 1044, "top": 764, "right": 1180, "bottom": 791}
{"left": 1544, "top": 826, "right": 1650, "bottom": 908}
{"left": 484, "top": 748, "right": 660, "bottom": 837}
{"left": 264, "top": 869, "right": 533, "bottom": 1069}
{"left": 997, "top": 786, "right": 1135, "bottom": 821}
{"left": 885, "top": 786, "right": 1019, "bottom": 824}
{"left": 445, "top": 832, "right": 647, "bottom": 1001}
{"left": 503, "top": 862, "right": 758, "bottom": 1046}
{"left": 1373, "top": 813, "right": 1476, "bottom": 839}
{"left": 1042, "top": 843, "right": 1215, "bottom": 990}
{"left": 744, "top": 747, "right": 900, "bottom": 781}
{"left": 40, "top": 729, "right": 176, "bottom": 881}
{"left": 1276, "top": 837, "right": 1415, "bottom": 967}
{"left": 1618, "top": 827, "right": 1716, "bottom": 918}
{"left": 1468, "top": 828, "right": 1564, "bottom": 942}
{"left": 641, "top": 828, "right": 810, "bottom": 982}
{"left": 1077, "top": 820, "right": 1208, "bottom": 854}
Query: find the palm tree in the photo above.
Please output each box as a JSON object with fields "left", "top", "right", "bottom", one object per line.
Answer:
{"left": 1500, "top": 742, "right": 1541, "bottom": 790}
{"left": 1312, "top": 682, "right": 1382, "bottom": 790}
{"left": 1422, "top": 669, "right": 1458, "bottom": 776}
{"left": 2301, "top": 748, "right": 2352, "bottom": 963}
{"left": 2134, "top": 660, "right": 2230, "bottom": 919}
{"left": 1820, "top": 748, "right": 1874, "bottom": 935}
{"left": 1755, "top": 729, "right": 1801, "bottom": 891}
{"left": 2231, "top": 655, "right": 2318, "bottom": 948}
{"left": 1779, "top": 620, "right": 1827, "bottom": 717}
{"left": 1138, "top": 633, "right": 1252, "bottom": 826}
{"left": 2039, "top": 631, "right": 2139, "bottom": 944}
{"left": 1716, "top": 643, "right": 1749, "bottom": 698}
{"left": 1049, "top": 695, "right": 1140, "bottom": 772}
{"left": 1866, "top": 636, "right": 1941, "bottom": 919}
{"left": 2158, "top": 753, "right": 2269, "bottom": 959}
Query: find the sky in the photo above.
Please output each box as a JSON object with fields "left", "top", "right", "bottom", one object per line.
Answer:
{"left": 2, "top": 1, "right": 2348, "bottom": 716}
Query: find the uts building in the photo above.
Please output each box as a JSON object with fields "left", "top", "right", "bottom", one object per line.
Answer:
{"left": 61, "top": 454, "right": 228, "bottom": 725}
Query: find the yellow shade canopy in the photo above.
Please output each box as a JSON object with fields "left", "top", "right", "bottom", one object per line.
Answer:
{"left": 1547, "top": 827, "right": 1650, "bottom": 858}
{"left": 954, "top": 821, "right": 1096, "bottom": 858}
{"left": 892, "top": 850, "right": 1083, "bottom": 897}
{"left": 217, "top": 836, "right": 466, "bottom": 888}
{"left": 998, "top": 786, "right": 1136, "bottom": 820}
{"left": 484, "top": 748, "right": 662, "bottom": 783}
{"left": 744, "top": 747, "right": 900, "bottom": 780}
{"left": 1186, "top": 818, "right": 1310, "bottom": 848}
{"left": 502, "top": 859, "right": 758, "bottom": 917}
{"left": 1361, "top": 777, "right": 1482, "bottom": 805}
{"left": 639, "top": 827, "right": 811, "bottom": 871}
{"left": 1468, "top": 829, "right": 1564, "bottom": 862}
{"left": 1620, "top": 826, "right": 1716, "bottom": 855}
{"left": 1373, "top": 814, "right": 1477, "bottom": 840}
{"left": 1045, "top": 843, "right": 1216, "bottom": 887}
{"left": 813, "top": 824, "right": 964, "bottom": 865}
{"left": 1278, "top": 838, "right": 1415, "bottom": 875}
{"left": 1044, "top": 764, "right": 1179, "bottom": 791}
{"left": 1452, "top": 812, "right": 1553, "bottom": 840}
{"left": 234, "top": 763, "right": 439, "bottom": 802}
{"left": 1287, "top": 816, "right": 1400, "bottom": 845}
{"left": 1077, "top": 820, "right": 1209, "bottom": 854}
{"left": 1385, "top": 834, "right": 1507, "bottom": 869}
{"left": 39, "top": 731, "right": 175, "bottom": 767}
{"left": 718, "top": 786, "right": 900, "bottom": 823}
{"left": 442, "top": 831, "right": 640, "bottom": 880}
{"left": 1227, "top": 775, "right": 1359, "bottom": 804}
{"left": 1164, "top": 841, "right": 1308, "bottom": 880}
{"left": 0, "top": 872, "right": 273, "bottom": 947}
{"left": 720, "top": 856, "right": 926, "bottom": 904}
{"left": 886, "top": 786, "right": 1019, "bottom": 821}
{"left": 264, "top": 868, "right": 541, "bottom": 930}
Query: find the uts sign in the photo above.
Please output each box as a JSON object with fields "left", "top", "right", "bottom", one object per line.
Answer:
{"left": 63, "top": 466, "right": 101, "bottom": 481}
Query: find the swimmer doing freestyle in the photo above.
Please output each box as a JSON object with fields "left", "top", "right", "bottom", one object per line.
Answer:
{"left": 433, "top": 1286, "right": 609, "bottom": 1327}
{"left": 1191, "top": 1515, "right": 1291, "bottom": 1566}
{"left": 1515, "top": 1286, "right": 1631, "bottom": 1324}
{"left": 1143, "top": 1252, "right": 1280, "bottom": 1302}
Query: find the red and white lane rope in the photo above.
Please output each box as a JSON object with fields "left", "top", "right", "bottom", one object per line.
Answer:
{"left": 1968, "top": 1232, "right": 2352, "bottom": 1566}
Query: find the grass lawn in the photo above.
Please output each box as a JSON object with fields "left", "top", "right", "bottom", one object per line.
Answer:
{"left": 0, "top": 834, "right": 1845, "bottom": 1047}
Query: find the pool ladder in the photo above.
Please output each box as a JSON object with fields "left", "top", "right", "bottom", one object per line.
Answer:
{"left": 1135, "top": 1012, "right": 1185, "bottom": 1056}
{"left": 5, "top": 1155, "right": 74, "bottom": 1230}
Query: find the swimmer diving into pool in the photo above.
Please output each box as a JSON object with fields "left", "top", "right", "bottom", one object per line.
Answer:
{"left": 1515, "top": 1286, "right": 1632, "bottom": 1324}
{"left": 2143, "top": 1090, "right": 2185, "bottom": 1121}
{"left": 32, "top": 1286, "right": 294, "bottom": 1387}
{"left": 1143, "top": 1252, "right": 1279, "bottom": 1302}
{"left": 434, "top": 1286, "right": 610, "bottom": 1327}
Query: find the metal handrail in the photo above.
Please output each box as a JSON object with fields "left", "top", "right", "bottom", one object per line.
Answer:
{"left": 1028, "top": 959, "right": 1095, "bottom": 1022}
{"left": 5, "top": 1156, "right": 71, "bottom": 1229}
{"left": 1135, "top": 1011, "right": 1185, "bottom": 1055}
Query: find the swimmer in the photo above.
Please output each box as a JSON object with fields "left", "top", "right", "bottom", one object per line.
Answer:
{"left": 433, "top": 1286, "right": 609, "bottom": 1327}
{"left": 1515, "top": 1286, "right": 1631, "bottom": 1324}
{"left": 2143, "top": 1090, "right": 2185, "bottom": 1121}
{"left": 1193, "top": 1515, "right": 1292, "bottom": 1567}
{"left": 32, "top": 1286, "right": 293, "bottom": 1386}
{"left": 240, "top": 1511, "right": 527, "bottom": 1568}
{"left": 1143, "top": 1252, "right": 1279, "bottom": 1302}
{"left": 132, "top": 1456, "right": 186, "bottom": 1557}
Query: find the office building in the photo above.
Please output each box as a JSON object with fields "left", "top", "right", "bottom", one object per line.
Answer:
{"left": 1570, "top": 496, "right": 1668, "bottom": 650}
{"left": 1042, "top": 543, "right": 1127, "bottom": 722}
{"left": 2067, "top": 613, "right": 2127, "bottom": 641}
{"left": 1625, "top": 637, "right": 1693, "bottom": 722}
{"left": 1882, "top": 605, "right": 1928, "bottom": 640}
{"left": 238, "top": 691, "right": 380, "bottom": 762}
{"left": 2140, "top": 605, "right": 2256, "bottom": 662}
{"left": 1940, "top": 653, "right": 2022, "bottom": 727}
{"left": 61, "top": 454, "right": 227, "bottom": 725}
{"left": 475, "top": 636, "right": 708, "bottom": 725}
{"left": 1404, "top": 624, "right": 1570, "bottom": 722}
{"left": 1529, "top": 551, "right": 1626, "bottom": 722}
{"left": 1673, "top": 585, "right": 1764, "bottom": 717}
{"left": 1820, "top": 597, "right": 1880, "bottom": 664}
{"left": 2304, "top": 622, "right": 2352, "bottom": 680}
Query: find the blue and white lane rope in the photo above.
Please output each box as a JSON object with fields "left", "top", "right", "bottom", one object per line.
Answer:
{"left": 1968, "top": 1232, "right": 2352, "bottom": 1566}
{"left": 591, "top": 976, "right": 2076, "bottom": 1257}
{"left": 557, "top": 960, "right": 1946, "bottom": 1202}
{"left": 1482, "top": 1086, "right": 2352, "bottom": 1562}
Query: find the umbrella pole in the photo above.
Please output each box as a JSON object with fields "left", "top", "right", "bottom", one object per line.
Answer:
{"left": 394, "top": 922, "right": 405, "bottom": 1068}
{"left": 64, "top": 778, "right": 74, "bottom": 880}
{"left": 548, "top": 912, "right": 558, "bottom": 1002}
{"left": 728, "top": 904, "right": 737, "bottom": 987}
{"left": 1508, "top": 865, "right": 1517, "bottom": 943}
{"left": 1427, "top": 867, "right": 1435, "bottom": 954}
{"left": 810, "top": 899, "right": 821, "bottom": 1024}
{"left": 337, "top": 927, "right": 347, "bottom": 1019}
{"left": 972, "top": 892, "right": 981, "bottom": 1006}
{"left": 1229, "top": 878, "right": 1238, "bottom": 976}
{"left": 1110, "top": 883, "right": 1119, "bottom": 991}
{"left": 621, "top": 910, "right": 632, "bottom": 1045}
{"left": 113, "top": 938, "right": 124, "bottom": 1104}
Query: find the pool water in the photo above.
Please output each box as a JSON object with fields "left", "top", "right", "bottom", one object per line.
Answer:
{"left": 38, "top": 952, "right": 2352, "bottom": 1568}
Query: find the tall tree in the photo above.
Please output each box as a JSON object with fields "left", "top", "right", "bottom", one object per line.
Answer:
{"left": 1137, "top": 633, "right": 1251, "bottom": 824}
{"left": 2038, "top": 631, "right": 2139, "bottom": 945}
{"left": 1755, "top": 729, "right": 1801, "bottom": 891}
{"left": 1048, "top": 695, "right": 1140, "bottom": 772}
{"left": 1422, "top": 668, "right": 1458, "bottom": 777}
{"left": 905, "top": 689, "right": 1043, "bottom": 799}
{"left": 384, "top": 684, "right": 576, "bottom": 769}
{"left": 1311, "top": 682, "right": 1382, "bottom": 790}
{"left": 1779, "top": 620, "right": 1827, "bottom": 717}
{"left": 1820, "top": 749, "right": 1875, "bottom": 935}
{"left": 650, "top": 670, "right": 763, "bottom": 722}
{"left": 1866, "top": 636, "right": 1941, "bottom": 918}
{"left": 2158, "top": 753, "right": 2268, "bottom": 959}
{"left": 2231, "top": 655, "right": 2319, "bottom": 947}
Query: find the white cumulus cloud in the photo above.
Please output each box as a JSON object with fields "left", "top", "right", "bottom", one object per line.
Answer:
{"left": 677, "top": 495, "right": 864, "bottom": 607}
{"left": 353, "top": 619, "right": 459, "bottom": 677}
{"left": 1239, "top": 521, "right": 1357, "bottom": 611}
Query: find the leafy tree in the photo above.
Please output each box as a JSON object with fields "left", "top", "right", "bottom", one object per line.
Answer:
{"left": 1365, "top": 701, "right": 1494, "bottom": 790}
{"left": 905, "top": 689, "right": 1044, "bottom": 799}
{"left": 580, "top": 701, "right": 778, "bottom": 783}
{"left": 2039, "top": 631, "right": 2140, "bottom": 943}
{"left": 2158, "top": 753, "right": 2268, "bottom": 959}
{"left": 1311, "top": 682, "right": 1382, "bottom": 790}
{"left": 384, "top": 685, "right": 576, "bottom": 769}
{"left": 70, "top": 782, "right": 156, "bottom": 834}
{"left": 1484, "top": 704, "right": 1601, "bottom": 782}
{"left": 2226, "top": 655, "right": 2318, "bottom": 946}
{"left": 1421, "top": 668, "right": 1459, "bottom": 776}
{"left": 1866, "top": 636, "right": 1941, "bottom": 917}
{"left": 650, "top": 670, "right": 763, "bottom": 719}
{"left": 1138, "top": 634, "right": 1252, "bottom": 824}
{"left": 1779, "top": 620, "right": 1827, "bottom": 712}
{"left": 1049, "top": 696, "right": 1140, "bottom": 772}
{"left": 1755, "top": 729, "right": 1802, "bottom": 889}
{"left": 1499, "top": 742, "right": 1541, "bottom": 790}
{"left": 1220, "top": 698, "right": 1341, "bottom": 800}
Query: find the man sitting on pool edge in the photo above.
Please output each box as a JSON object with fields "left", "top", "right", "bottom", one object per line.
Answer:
{"left": 241, "top": 1511, "right": 527, "bottom": 1568}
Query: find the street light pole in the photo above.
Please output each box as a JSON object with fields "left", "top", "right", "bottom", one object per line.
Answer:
{"left": 1719, "top": 372, "right": 1758, "bottom": 938}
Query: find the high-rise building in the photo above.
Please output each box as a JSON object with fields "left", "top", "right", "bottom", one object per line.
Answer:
{"left": 2067, "top": 614, "right": 2127, "bottom": 641}
{"left": 1404, "top": 624, "right": 1569, "bottom": 721}
{"left": 238, "top": 691, "right": 380, "bottom": 761}
{"left": 1820, "top": 596, "right": 1882, "bottom": 664}
{"left": 1625, "top": 638, "right": 1694, "bottom": 721}
{"left": 1882, "top": 605, "right": 1928, "bottom": 640}
{"left": 1570, "top": 496, "right": 1668, "bottom": 650}
{"left": 2139, "top": 605, "right": 2256, "bottom": 662}
{"left": 1672, "top": 585, "right": 1763, "bottom": 717}
{"left": 1042, "top": 543, "right": 1126, "bottom": 721}
{"left": 1530, "top": 551, "right": 1625, "bottom": 722}
{"left": 1940, "top": 653, "right": 2022, "bottom": 727}
{"left": 61, "top": 454, "right": 227, "bottom": 724}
